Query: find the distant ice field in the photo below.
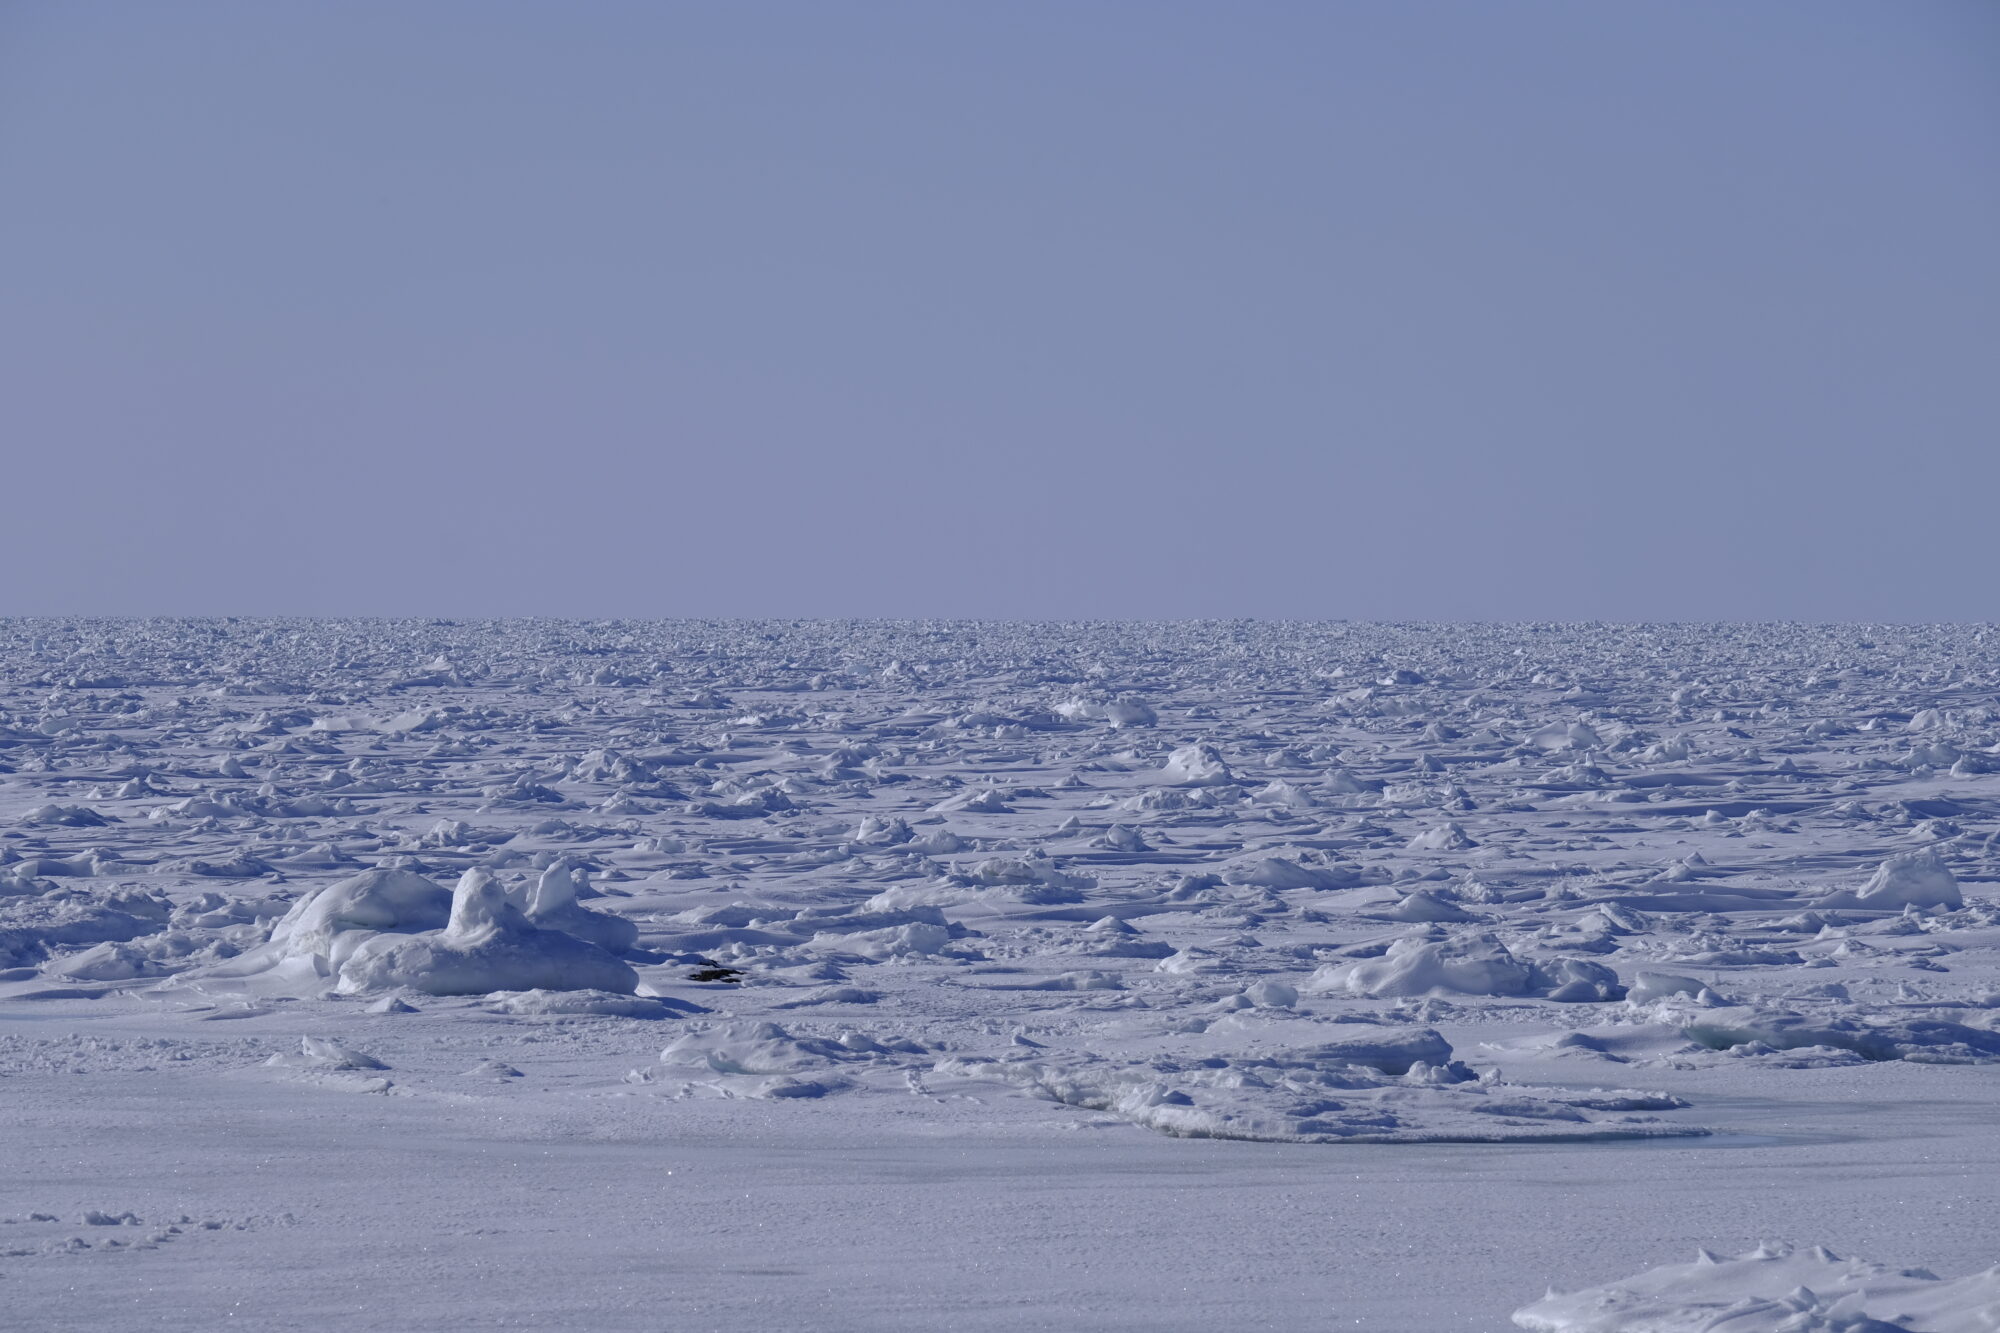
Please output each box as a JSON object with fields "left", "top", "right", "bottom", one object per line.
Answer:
{"left": 2, "top": 620, "right": 1996, "bottom": 1329}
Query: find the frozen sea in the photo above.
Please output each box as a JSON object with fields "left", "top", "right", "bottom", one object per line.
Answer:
{"left": 2, "top": 620, "right": 1996, "bottom": 1330}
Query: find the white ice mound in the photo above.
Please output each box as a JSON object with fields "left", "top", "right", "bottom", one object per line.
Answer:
{"left": 1626, "top": 971, "right": 1707, "bottom": 1005}
{"left": 1222, "top": 853, "right": 1360, "bottom": 891}
{"left": 1309, "top": 931, "right": 1530, "bottom": 997}
{"left": 927, "top": 786, "right": 1014, "bottom": 814}
{"left": 1530, "top": 721, "right": 1602, "bottom": 752}
{"left": 1307, "top": 930, "right": 1624, "bottom": 1001}
{"left": 1513, "top": 1242, "right": 2000, "bottom": 1332}
{"left": 1102, "top": 696, "right": 1157, "bottom": 728}
{"left": 649, "top": 1021, "right": 930, "bottom": 1099}
{"left": 1407, "top": 821, "right": 1477, "bottom": 851}
{"left": 334, "top": 870, "right": 639, "bottom": 997}
{"left": 273, "top": 1036, "right": 388, "bottom": 1070}
{"left": 660, "top": 1021, "right": 857, "bottom": 1075}
{"left": 1817, "top": 849, "right": 1961, "bottom": 912}
{"left": 935, "top": 1029, "right": 1697, "bottom": 1144}
{"left": 1385, "top": 889, "right": 1477, "bottom": 923}
{"left": 511, "top": 862, "right": 639, "bottom": 954}
{"left": 196, "top": 867, "right": 453, "bottom": 990}
{"left": 1161, "top": 743, "right": 1234, "bottom": 786}
{"left": 489, "top": 988, "right": 685, "bottom": 1018}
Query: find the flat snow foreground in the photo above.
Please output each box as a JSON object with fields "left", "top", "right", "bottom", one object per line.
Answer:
{"left": 2, "top": 618, "right": 1997, "bottom": 1330}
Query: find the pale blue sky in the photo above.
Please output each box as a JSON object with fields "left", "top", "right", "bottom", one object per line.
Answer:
{"left": 4, "top": 1, "right": 1995, "bottom": 619}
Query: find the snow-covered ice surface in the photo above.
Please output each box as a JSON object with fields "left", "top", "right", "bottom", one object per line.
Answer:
{"left": 3, "top": 620, "right": 1998, "bottom": 1329}
{"left": 1513, "top": 1242, "right": 2000, "bottom": 1332}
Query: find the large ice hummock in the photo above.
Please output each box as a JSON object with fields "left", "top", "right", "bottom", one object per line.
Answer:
{"left": 191, "top": 866, "right": 637, "bottom": 997}
{"left": 1816, "top": 848, "right": 1962, "bottom": 912}
{"left": 339, "top": 869, "right": 639, "bottom": 996}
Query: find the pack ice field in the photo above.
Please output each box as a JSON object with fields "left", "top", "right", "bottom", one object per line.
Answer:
{"left": 2, "top": 620, "right": 1996, "bottom": 1331}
